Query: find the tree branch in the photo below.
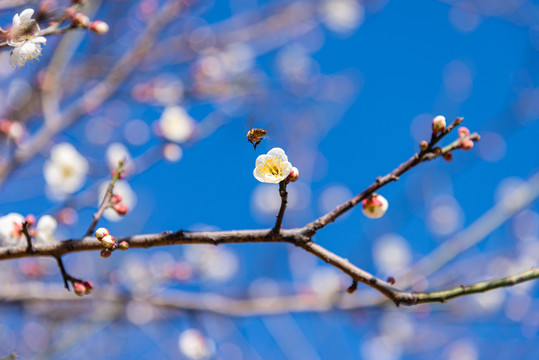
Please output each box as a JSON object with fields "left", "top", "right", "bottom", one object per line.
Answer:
{"left": 303, "top": 118, "right": 476, "bottom": 235}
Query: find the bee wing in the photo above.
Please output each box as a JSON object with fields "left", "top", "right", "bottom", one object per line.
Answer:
{"left": 247, "top": 115, "right": 255, "bottom": 130}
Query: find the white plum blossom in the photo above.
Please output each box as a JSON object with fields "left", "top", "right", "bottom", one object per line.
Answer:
{"left": 44, "top": 143, "right": 89, "bottom": 198}
{"left": 253, "top": 147, "right": 293, "bottom": 184}
{"left": 159, "top": 105, "right": 196, "bottom": 143}
{"left": 0, "top": 212, "right": 24, "bottom": 246}
{"left": 34, "top": 215, "right": 57, "bottom": 244}
{"left": 7, "top": 9, "right": 47, "bottom": 68}
{"left": 106, "top": 142, "right": 133, "bottom": 174}
{"left": 178, "top": 329, "right": 215, "bottom": 360}
{"left": 320, "top": 0, "right": 365, "bottom": 33}
{"left": 362, "top": 194, "right": 389, "bottom": 219}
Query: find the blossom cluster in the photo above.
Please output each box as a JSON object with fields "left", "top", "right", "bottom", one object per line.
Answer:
{"left": 0, "top": 213, "right": 57, "bottom": 247}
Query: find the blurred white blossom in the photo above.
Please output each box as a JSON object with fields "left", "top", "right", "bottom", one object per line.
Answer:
{"left": 309, "top": 267, "right": 342, "bottom": 303}
{"left": 7, "top": 9, "right": 47, "bottom": 68}
{"left": 373, "top": 233, "right": 412, "bottom": 275}
{"left": 178, "top": 329, "right": 215, "bottom": 360}
{"left": 184, "top": 245, "right": 238, "bottom": 282}
{"left": 253, "top": 147, "right": 293, "bottom": 184}
{"left": 159, "top": 105, "right": 196, "bottom": 143}
{"left": 106, "top": 142, "right": 133, "bottom": 174}
{"left": 320, "top": 0, "right": 364, "bottom": 33}
{"left": 0, "top": 213, "right": 24, "bottom": 246}
{"left": 44, "top": 143, "right": 89, "bottom": 197}
{"left": 34, "top": 215, "right": 57, "bottom": 244}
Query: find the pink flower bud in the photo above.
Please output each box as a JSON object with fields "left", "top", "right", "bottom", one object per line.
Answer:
{"left": 286, "top": 167, "right": 299, "bottom": 183}
{"left": 460, "top": 139, "right": 474, "bottom": 150}
{"left": 111, "top": 194, "right": 122, "bottom": 204}
{"left": 458, "top": 126, "right": 470, "bottom": 138}
{"left": 101, "top": 235, "right": 115, "bottom": 248}
{"left": 119, "top": 241, "right": 129, "bottom": 251}
{"left": 25, "top": 214, "right": 36, "bottom": 227}
{"left": 361, "top": 194, "right": 389, "bottom": 219}
{"left": 100, "top": 248, "right": 112, "bottom": 258}
{"left": 72, "top": 13, "right": 90, "bottom": 27}
{"left": 73, "top": 282, "right": 86, "bottom": 296}
{"left": 83, "top": 281, "right": 94, "bottom": 294}
{"left": 443, "top": 151, "right": 453, "bottom": 162}
{"left": 419, "top": 140, "right": 428, "bottom": 151}
{"left": 111, "top": 169, "right": 125, "bottom": 179}
{"left": 432, "top": 115, "right": 446, "bottom": 134}
{"left": 114, "top": 204, "right": 129, "bottom": 216}
{"left": 95, "top": 227, "right": 110, "bottom": 241}
{"left": 88, "top": 20, "right": 110, "bottom": 34}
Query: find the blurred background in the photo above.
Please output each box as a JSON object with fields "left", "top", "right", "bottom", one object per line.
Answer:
{"left": 0, "top": 0, "right": 539, "bottom": 358}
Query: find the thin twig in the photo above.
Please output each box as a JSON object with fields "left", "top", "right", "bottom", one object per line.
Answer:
{"left": 303, "top": 118, "right": 474, "bottom": 235}
{"left": 272, "top": 180, "right": 288, "bottom": 234}
{"left": 21, "top": 220, "right": 33, "bottom": 253}
{"left": 85, "top": 160, "right": 124, "bottom": 237}
{"left": 55, "top": 256, "right": 83, "bottom": 291}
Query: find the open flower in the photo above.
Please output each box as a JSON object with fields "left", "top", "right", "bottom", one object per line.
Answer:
{"left": 44, "top": 143, "right": 89, "bottom": 198}
{"left": 7, "top": 9, "right": 46, "bottom": 68}
{"left": 253, "top": 147, "right": 293, "bottom": 183}
{"left": 0, "top": 212, "right": 24, "bottom": 246}
{"left": 159, "top": 105, "right": 196, "bottom": 143}
{"left": 34, "top": 215, "right": 57, "bottom": 244}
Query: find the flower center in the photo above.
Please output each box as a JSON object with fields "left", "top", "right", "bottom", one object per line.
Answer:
{"left": 262, "top": 158, "right": 282, "bottom": 177}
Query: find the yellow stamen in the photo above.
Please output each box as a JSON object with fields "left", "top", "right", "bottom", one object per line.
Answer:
{"left": 262, "top": 158, "right": 282, "bottom": 177}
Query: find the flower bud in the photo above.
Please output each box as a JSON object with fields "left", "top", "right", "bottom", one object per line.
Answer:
{"left": 73, "top": 282, "right": 86, "bottom": 296}
{"left": 432, "top": 115, "right": 446, "bottom": 134}
{"left": 88, "top": 20, "right": 109, "bottom": 34}
{"left": 419, "top": 140, "right": 428, "bottom": 151}
{"left": 361, "top": 194, "right": 388, "bottom": 219}
{"left": 387, "top": 276, "right": 396, "bottom": 285}
{"left": 72, "top": 13, "right": 90, "bottom": 27}
{"left": 25, "top": 214, "right": 36, "bottom": 227}
{"left": 111, "top": 169, "right": 125, "bottom": 179}
{"left": 443, "top": 151, "right": 453, "bottom": 162}
{"left": 101, "top": 234, "right": 115, "bottom": 248}
{"left": 83, "top": 281, "right": 94, "bottom": 294}
{"left": 460, "top": 139, "right": 474, "bottom": 150}
{"left": 114, "top": 204, "right": 129, "bottom": 216}
{"left": 100, "top": 248, "right": 112, "bottom": 258}
{"left": 286, "top": 167, "right": 299, "bottom": 183}
{"left": 119, "top": 241, "right": 129, "bottom": 250}
{"left": 458, "top": 126, "right": 470, "bottom": 138}
{"left": 95, "top": 227, "right": 110, "bottom": 241}
{"left": 111, "top": 194, "right": 122, "bottom": 204}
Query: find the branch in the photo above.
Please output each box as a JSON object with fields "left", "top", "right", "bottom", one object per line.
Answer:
{"left": 304, "top": 118, "right": 475, "bottom": 235}
{"left": 0, "top": 0, "right": 188, "bottom": 188}
{"left": 272, "top": 181, "right": 288, "bottom": 234}
{"left": 85, "top": 160, "right": 125, "bottom": 237}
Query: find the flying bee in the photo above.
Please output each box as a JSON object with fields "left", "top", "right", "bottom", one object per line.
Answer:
{"left": 246, "top": 128, "right": 267, "bottom": 150}
{"left": 246, "top": 116, "right": 267, "bottom": 150}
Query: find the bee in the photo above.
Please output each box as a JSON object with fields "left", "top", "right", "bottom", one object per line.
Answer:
{"left": 246, "top": 116, "right": 267, "bottom": 150}
{"left": 246, "top": 128, "right": 267, "bottom": 150}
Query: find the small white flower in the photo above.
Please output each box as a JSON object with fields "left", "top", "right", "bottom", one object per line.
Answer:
{"left": 253, "top": 147, "right": 293, "bottom": 184}
{"left": 159, "top": 105, "right": 196, "bottom": 143}
{"left": 44, "top": 143, "right": 89, "bottom": 197}
{"left": 106, "top": 142, "right": 133, "bottom": 174}
{"left": 8, "top": 9, "right": 46, "bottom": 68}
{"left": 0, "top": 212, "right": 24, "bottom": 246}
{"left": 178, "top": 329, "right": 215, "bottom": 360}
{"left": 34, "top": 215, "right": 57, "bottom": 244}
{"left": 320, "top": 0, "right": 364, "bottom": 33}
{"left": 362, "top": 194, "right": 389, "bottom": 219}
